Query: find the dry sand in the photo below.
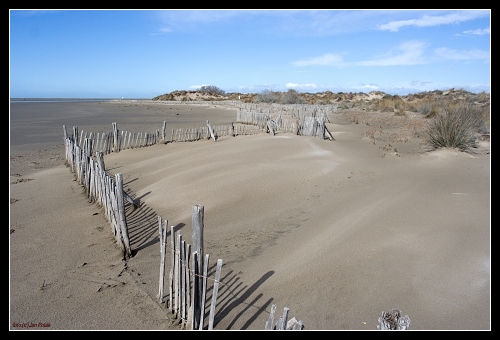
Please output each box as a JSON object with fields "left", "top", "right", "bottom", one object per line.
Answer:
{"left": 10, "top": 100, "right": 490, "bottom": 330}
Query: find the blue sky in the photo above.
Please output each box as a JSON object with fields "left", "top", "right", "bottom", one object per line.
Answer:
{"left": 9, "top": 9, "right": 490, "bottom": 99}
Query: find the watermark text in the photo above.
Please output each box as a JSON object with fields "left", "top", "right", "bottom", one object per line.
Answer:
{"left": 12, "top": 322, "right": 51, "bottom": 329}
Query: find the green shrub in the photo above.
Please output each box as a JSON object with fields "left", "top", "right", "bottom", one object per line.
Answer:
{"left": 424, "top": 103, "right": 486, "bottom": 151}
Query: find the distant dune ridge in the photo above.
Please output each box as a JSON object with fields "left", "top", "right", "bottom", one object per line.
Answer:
{"left": 152, "top": 87, "right": 490, "bottom": 107}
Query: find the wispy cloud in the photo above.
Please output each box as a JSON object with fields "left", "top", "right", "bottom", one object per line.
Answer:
{"left": 377, "top": 10, "right": 489, "bottom": 32}
{"left": 357, "top": 40, "right": 428, "bottom": 66}
{"left": 293, "top": 41, "right": 428, "bottom": 68}
{"left": 434, "top": 47, "right": 490, "bottom": 61}
{"left": 411, "top": 80, "right": 433, "bottom": 87}
{"left": 153, "top": 27, "right": 173, "bottom": 35}
{"left": 189, "top": 84, "right": 210, "bottom": 90}
{"left": 292, "top": 53, "right": 345, "bottom": 67}
{"left": 273, "top": 10, "right": 394, "bottom": 36}
{"left": 154, "top": 9, "right": 255, "bottom": 33}
{"left": 349, "top": 83, "right": 380, "bottom": 92}
{"left": 157, "top": 10, "right": 243, "bottom": 25}
{"left": 155, "top": 10, "right": 412, "bottom": 37}
{"left": 456, "top": 28, "right": 490, "bottom": 36}
{"left": 286, "top": 83, "right": 317, "bottom": 89}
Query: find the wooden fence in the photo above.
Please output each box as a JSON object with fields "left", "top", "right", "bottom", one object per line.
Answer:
{"left": 63, "top": 125, "right": 133, "bottom": 257}
{"left": 63, "top": 125, "right": 227, "bottom": 329}
{"left": 67, "top": 102, "right": 338, "bottom": 156}
{"left": 65, "top": 123, "right": 163, "bottom": 155}
{"left": 167, "top": 120, "right": 262, "bottom": 143}
{"left": 156, "top": 205, "right": 305, "bottom": 330}
{"left": 62, "top": 102, "right": 412, "bottom": 329}
{"left": 62, "top": 122, "right": 304, "bottom": 330}
{"left": 156, "top": 207, "right": 225, "bottom": 330}
{"left": 69, "top": 120, "right": 265, "bottom": 155}
{"left": 236, "top": 108, "right": 334, "bottom": 140}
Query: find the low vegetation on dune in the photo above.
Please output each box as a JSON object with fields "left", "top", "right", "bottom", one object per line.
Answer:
{"left": 424, "top": 103, "right": 489, "bottom": 151}
{"left": 153, "top": 86, "right": 490, "bottom": 153}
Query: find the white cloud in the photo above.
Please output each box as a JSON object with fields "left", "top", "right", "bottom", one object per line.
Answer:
{"left": 358, "top": 84, "right": 379, "bottom": 91}
{"left": 286, "top": 83, "right": 317, "bottom": 89}
{"left": 357, "top": 40, "right": 428, "bottom": 66}
{"left": 157, "top": 27, "right": 173, "bottom": 34}
{"left": 158, "top": 10, "right": 243, "bottom": 25}
{"left": 377, "top": 10, "right": 489, "bottom": 32}
{"left": 156, "top": 10, "right": 391, "bottom": 37}
{"left": 292, "top": 41, "right": 428, "bottom": 69}
{"left": 292, "top": 53, "right": 344, "bottom": 67}
{"left": 434, "top": 48, "right": 490, "bottom": 61}
{"left": 411, "top": 80, "right": 433, "bottom": 87}
{"left": 189, "top": 84, "right": 210, "bottom": 90}
{"left": 457, "top": 28, "right": 490, "bottom": 36}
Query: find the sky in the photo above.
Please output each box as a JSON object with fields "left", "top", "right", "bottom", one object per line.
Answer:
{"left": 9, "top": 9, "right": 491, "bottom": 99}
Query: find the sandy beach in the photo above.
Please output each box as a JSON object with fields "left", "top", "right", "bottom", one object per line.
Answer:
{"left": 10, "top": 100, "right": 490, "bottom": 330}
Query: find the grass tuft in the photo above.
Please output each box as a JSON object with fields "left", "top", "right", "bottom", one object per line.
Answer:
{"left": 423, "top": 103, "right": 487, "bottom": 152}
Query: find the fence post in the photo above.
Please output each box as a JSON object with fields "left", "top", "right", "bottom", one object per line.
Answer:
{"left": 192, "top": 204, "right": 204, "bottom": 329}
{"left": 265, "top": 304, "right": 277, "bottom": 330}
{"left": 206, "top": 120, "right": 216, "bottom": 141}
{"left": 112, "top": 122, "right": 119, "bottom": 152}
{"left": 157, "top": 217, "right": 168, "bottom": 302}
{"left": 208, "top": 259, "right": 223, "bottom": 330}
{"left": 73, "top": 126, "right": 79, "bottom": 145}
{"left": 199, "top": 253, "right": 210, "bottom": 330}
{"left": 114, "top": 173, "right": 132, "bottom": 257}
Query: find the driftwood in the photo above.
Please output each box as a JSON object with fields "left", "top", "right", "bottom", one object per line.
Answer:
{"left": 377, "top": 308, "right": 410, "bottom": 330}
{"left": 265, "top": 304, "right": 303, "bottom": 330}
{"left": 324, "top": 124, "right": 335, "bottom": 141}
{"left": 122, "top": 191, "right": 138, "bottom": 208}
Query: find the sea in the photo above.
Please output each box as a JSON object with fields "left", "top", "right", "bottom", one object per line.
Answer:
{"left": 9, "top": 98, "right": 149, "bottom": 151}
{"left": 10, "top": 98, "right": 148, "bottom": 103}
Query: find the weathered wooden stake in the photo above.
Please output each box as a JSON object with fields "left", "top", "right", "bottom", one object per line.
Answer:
{"left": 192, "top": 204, "right": 204, "bottom": 328}
{"left": 206, "top": 120, "right": 216, "bottom": 141}
{"left": 198, "top": 253, "right": 210, "bottom": 330}
{"left": 115, "top": 173, "right": 132, "bottom": 257}
{"left": 265, "top": 304, "right": 277, "bottom": 330}
{"left": 208, "top": 259, "right": 223, "bottom": 330}
{"left": 157, "top": 217, "right": 167, "bottom": 302}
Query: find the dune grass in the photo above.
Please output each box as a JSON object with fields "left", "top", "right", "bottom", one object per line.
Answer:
{"left": 424, "top": 103, "right": 488, "bottom": 152}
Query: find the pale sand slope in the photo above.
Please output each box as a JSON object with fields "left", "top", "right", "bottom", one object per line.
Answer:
{"left": 10, "top": 102, "right": 490, "bottom": 330}
{"left": 102, "top": 122, "right": 490, "bottom": 330}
